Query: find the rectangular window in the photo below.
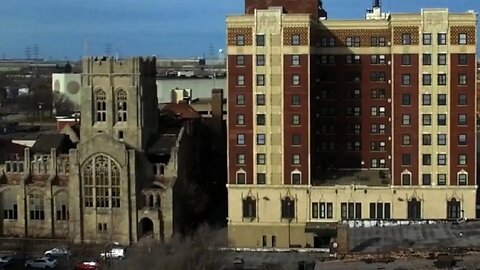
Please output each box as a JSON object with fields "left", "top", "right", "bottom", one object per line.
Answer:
{"left": 256, "top": 153, "right": 266, "bottom": 165}
{"left": 438, "top": 134, "right": 447, "bottom": 145}
{"left": 422, "top": 74, "right": 431, "bottom": 85}
{"left": 292, "top": 75, "right": 300, "bottom": 86}
{"left": 256, "top": 74, "right": 265, "bottom": 86}
{"left": 423, "top": 33, "right": 431, "bottom": 45}
{"left": 256, "top": 55, "right": 265, "bottom": 66}
{"left": 256, "top": 114, "right": 266, "bottom": 125}
{"left": 402, "top": 134, "right": 411, "bottom": 146}
{"left": 369, "top": 203, "right": 391, "bottom": 219}
{"left": 291, "top": 34, "right": 300, "bottom": 45}
{"left": 401, "top": 54, "right": 411, "bottom": 65}
{"left": 402, "top": 114, "right": 411, "bottom": 126}
{"left": 236, "top": 75, "right": 245, "bottom": 86}
{"left": 292, "top": 134, "right": 301, "bottom": 145}
{"left": 236, "top": 55, "right": 245, "bottom": 66}
{"left": 236, "top": 134, "right": 245, "bottom": 145}
{"left": 458, "top": 94, "right": 467, "bottom": 105}
{"left": 438, "top": 114, "right": 446, "bottom": 126}
{"left": 256, "top": 34, "right": 265, "bottom": 46}
{"left": 292, "top": 154, "right": 301, "bottom": 165}
{"left": 236, "top": 35, "right": 245, "bottom": 46}
{"left": 438, "top": 154, "right": 447, "bottom": 165}
{"left": 291, "top": 95, "right": 300, "bottom": 106}
{"left": 236, "top": 114, "right": 245, "bottom": 125}
{"left": 237, "top": 172, "right": 246, "bottom": 184}
{"left": 402, "top": 174, "right": 411, "bottom": 185}
{"left": 422, "top": 94, "right": 431, "bottom": 105}
{"left": 402, "top": 94, "right": 411, "bottom": 105}
{"left": 312, "top": 202, "right": 319, "bottom": 219}
{"left": 292, "top": 114, "right": 300, "bottom": 126}
{"left": 459, "top": 74, "right": 467, "bottom": 85}
{"left": 438, "top": 33, "right": 447, "bottom": 45}
{"left": 458, "top": 54, "right": 468, "bottom": 65}
{"left": 458, "top": 114, "right": 467, "bottom": 125}
{"left": 438, "top": 174, "right": 447, "bottom": 186}
{"left": 458, "top": 33, "right": 467, "bottom": 45}
{"left": 438, "top": 74, "right": 447, "bottom": 85}
{"left": 257, "top": 173, "right": 266, "bottom": 184}
{"left": 341, "top": 202, "right": 361, "bottom": 219}
{"left": 402, "top": 154, "right": 411, "bottom": 166}
{"left": 402, "top": 33, "right": 411, "bottom": 45}
{"left": 256, "top": 134, "right": 266, "bottom": 145}
{"left": 256, "top": 94, "right": 265, "bottom": 105}
{"left": 458, "top": 174, "right": 467, "bottom": 186}
{"left": 422, "top": 154, "right": 431, "bottom": 165}
{"left": 438, "top": 54, "right": 447, "bottom": 65}
{"left": 422, "top": 114, "right": 431, "bottom": 126}
{"left": 237, "top": 154, "right": 245, "bottom": 165}
{"left": 422, "top": 134, "right": 431, "bottom": 145}
{"left": 438, "top": 94, "right": 447, "bottom": 105}
{"left": 422, "top": 174, "right": 431, "bottom": 185}
{"left": 458, "top": 154, "right": 467, "bottom": 165}
{"left": 236, "top": 94, "right": 245, "bottom": 106}
{"left": 423, "top": 54, "right": 431, "bottom": 65}
{"left": 292, "top": 55, "right": 300, "bottom": 66}
{"left": 402, "top": 74, "right": 411, "bottom": 85}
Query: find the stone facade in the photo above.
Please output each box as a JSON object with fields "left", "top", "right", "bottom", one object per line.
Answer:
{"left": 0, "top": 57, "right": 195, "bottom": 246}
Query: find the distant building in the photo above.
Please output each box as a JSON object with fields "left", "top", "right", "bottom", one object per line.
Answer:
{"left": 226, "top": 0, "right": 477, "bottom": 248}
{"left": 51, "top": 73, "right": 82, "bottom": 109}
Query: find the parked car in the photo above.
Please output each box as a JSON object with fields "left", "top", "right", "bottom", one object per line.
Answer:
{"left": 100, "top": 247, "right": 125, "bottom": 259}
{"left": 74, "top": 259, "right": 102, "bottom": 270}
{"left": 25, "top": 256, "right": 57, "bottom": 269}
{"left": 0, "top": 254, "right": 14, "bottom": 267}
{"left": 44, "top": 246, "right": 71, "bottom": 257}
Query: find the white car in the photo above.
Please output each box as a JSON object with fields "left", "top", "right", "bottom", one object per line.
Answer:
{"left": 0, "top": 254, "right": 14, "bottom": 267}
{"left": 44, "top": 247, "right": 72, "bottom": 257}
{"left": 25, "top": 256, "right": 57, "bottom": 269}
{"left": 100, "top": 247, "right": 125, "bottom": 259}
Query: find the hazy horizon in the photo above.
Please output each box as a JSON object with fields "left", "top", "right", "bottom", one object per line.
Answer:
{"left": 0, "top": 0, "right": 478, "bottom": 60}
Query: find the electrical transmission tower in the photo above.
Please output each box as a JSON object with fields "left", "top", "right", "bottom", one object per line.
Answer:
{"left": 25, "top": 46, "right": 31, "bottom": 60}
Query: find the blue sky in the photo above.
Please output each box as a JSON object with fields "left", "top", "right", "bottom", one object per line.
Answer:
{"left": 0, "top": 0, "right": 478, "bottom": 60}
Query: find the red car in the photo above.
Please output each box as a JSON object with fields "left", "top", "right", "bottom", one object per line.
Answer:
{"left": 74, "top": 260, "right": 103, "bottom": 270}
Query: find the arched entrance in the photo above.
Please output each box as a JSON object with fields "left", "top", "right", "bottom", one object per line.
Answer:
{"left": 138, "top": 218, "right": 154, "bottom": 239}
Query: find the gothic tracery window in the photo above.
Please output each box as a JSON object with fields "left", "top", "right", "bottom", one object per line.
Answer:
{"left": 95, "top": 89, "right": 107, "bottom": 122}
{"left": 116, "top": 89, "right": 127, "bottom": 122}
{"left": 82, "top": 154, "right": 121, "bottom": 209}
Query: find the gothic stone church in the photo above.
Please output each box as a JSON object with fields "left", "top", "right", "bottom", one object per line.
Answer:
{"left": 0, "top": 57, "right": 193, "bottom": 245}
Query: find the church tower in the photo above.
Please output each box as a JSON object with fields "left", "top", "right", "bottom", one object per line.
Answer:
{"left": 80, "top": 57, "right": 158, "bottom": 150}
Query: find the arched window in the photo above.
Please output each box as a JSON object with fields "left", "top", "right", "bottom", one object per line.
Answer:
{"left": 447, "top": 198, "right": 461, "bottom": 219}
{"left": 82, "top": 154, "right": 121, "bottom": 209}
{"left": 55, "top": 192, "right": 69, "bottom": 220}
{"left": 407, "top": 198, "right": 421, "bottom": 220}
{"left": 95, "top": 89, "right": 107, "bottom": 122}
{"left": 2, "top": 190, "right": 18, "bottom": 220}
{"left": 242, "top": 196, "right": 256, "bottom": 218}
{"left": 116, "top": 90, "right": 127, "bottom": 122}
{"left": 149, "top": 194, "right": 154, "bottom": 207}
{"left": 29, "top": 191, "right": 45, "bottom": 220}
{"left": 281, "top": 197, "right": 295, "bottom": 219}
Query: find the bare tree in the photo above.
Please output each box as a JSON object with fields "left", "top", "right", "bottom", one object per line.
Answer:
{"left": 52, "top": 91, "right": 76, "bottom": 116}
{"left": 126, "top": 224, "right": 227, "bottom": 270}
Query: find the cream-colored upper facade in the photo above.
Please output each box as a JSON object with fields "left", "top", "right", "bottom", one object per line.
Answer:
{"left": 226, "top": 8, "right": 477, "bottom": 248}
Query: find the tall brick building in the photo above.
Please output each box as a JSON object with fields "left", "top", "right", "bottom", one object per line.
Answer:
{"left": 226, "top": 0, "right": 477, "bottom": 248}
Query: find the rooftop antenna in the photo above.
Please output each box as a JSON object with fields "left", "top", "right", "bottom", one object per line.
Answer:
{"left": 373, "top": 0, "right": 381, "bottom": 8}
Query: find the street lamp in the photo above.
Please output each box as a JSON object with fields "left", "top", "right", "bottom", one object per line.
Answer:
{"left": 38, "top": 102, "right": 43, "bottom": 130}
